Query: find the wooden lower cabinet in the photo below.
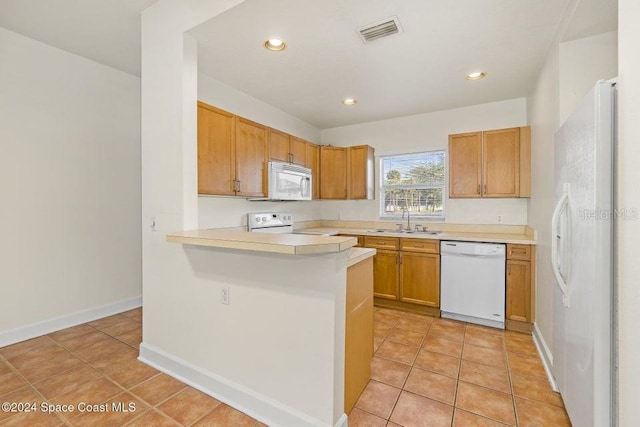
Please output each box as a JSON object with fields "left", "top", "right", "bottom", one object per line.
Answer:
{"left": 364, "top": 236, "right": 440, "bottom": 308}
{"left": 400, "top": 252, "right": 440, "bottom": 307}
{"left": 505, "top": 244, "right": 535, "bottom": 331}
{"left": 506, "top": 259, "right": 532, "bottom": 322}
{"left": 344, "top": 257, "right": 373, "bottom": 413}
{"left": 371, "top": 249, "right": 399, "bottom": 300}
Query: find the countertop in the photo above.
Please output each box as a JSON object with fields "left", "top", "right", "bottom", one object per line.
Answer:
{"left": 303, "top": 227, "right": 537, "bottom": 245}
{"left": 166, "top": 229, "right": 357, "bottom": 255}
{"left": 347, "top": 247, "right": 376, "bottom": 267}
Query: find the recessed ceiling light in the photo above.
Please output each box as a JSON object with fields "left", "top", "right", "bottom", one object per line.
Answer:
{"left": 342, "top": 98, "right": 357, "bottom": 106}
{"left": 466, "top": 71, "right": 486, "bottom": 81}
{"left": 264, "top": 38, "right": 286, "bottom": 51}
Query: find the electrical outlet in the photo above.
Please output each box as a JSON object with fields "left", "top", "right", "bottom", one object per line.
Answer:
{"left": 221, "top": 286, "right": 230, "bottom": 305}
{"left": 498, "top": 215, "right": 503, "bottom": 224}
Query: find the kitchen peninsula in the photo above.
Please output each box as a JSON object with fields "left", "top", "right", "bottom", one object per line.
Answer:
{"left": 140, "top": 230, "right": 373, "bottom": 427}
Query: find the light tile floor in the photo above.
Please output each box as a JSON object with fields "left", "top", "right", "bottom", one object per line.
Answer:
{"left": 350, "top": 306, "right": 572, "bottom": 427}
{"left": 1, "top": 306, "right": 571, "bottom": 426}
{"left": 0, "top": 308, "right": 265, "bottom": 426}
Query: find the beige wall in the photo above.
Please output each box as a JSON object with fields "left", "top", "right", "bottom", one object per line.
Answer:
{"left": 0, "top": 26, "right": 141, "bottom": 344}
{"left": 616, "top": 0, "right": 640, "bottom": 423}
{"left": 559, "top": 31, "right": 618, "bottom": 124}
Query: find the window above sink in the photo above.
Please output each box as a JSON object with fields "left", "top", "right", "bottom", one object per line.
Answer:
{"left": 379, "top": 150, "right": 446, "bottom": 220}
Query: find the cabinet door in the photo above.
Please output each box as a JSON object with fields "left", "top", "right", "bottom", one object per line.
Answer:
{"left": 305, "top": 143, "right": 320, "bottom": 199}
{"left": 268, "top": 128, "right": 290, "bottom": 163}
{"left": 197, "top": 103, "right": 235, "bottom": 195}
{"left": 400, "top": 252, "right": 440, "bottom": 307}
{"left": 235, "top": 118, "right": 267, "bottom": 197}
{"left": 320, "top": 146, "right": 348, "bottom": 199}
{"left": 348, "top": 145, "right": 374, "bottom": 200}
{"left": 371, "top": 249, "right": 399, "bottom": 300}
{"left": 506, "top": 260, "right": 531, "bottom": 322}
{"left": 449, "top": 132, "right": 482, "bottom": 198}
{"left": 290, "top": 137, "right": 307, "bottom": 166}
{"left": 483, "top": 128, "right": 520, "bottom": 197}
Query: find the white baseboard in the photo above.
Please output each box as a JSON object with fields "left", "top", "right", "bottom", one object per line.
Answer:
{"left": 532, "top": 322, "right": 559, "bottom": 392}
{"left": 0, "top": 295, "right": 142, "bottom": 348}
{"left": 139, "top": 342, "right": 343, "bottom": 427}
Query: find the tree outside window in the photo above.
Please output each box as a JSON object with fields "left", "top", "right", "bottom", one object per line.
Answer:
{"left": 380, "top": 151, "right": 445, "bottom": 218}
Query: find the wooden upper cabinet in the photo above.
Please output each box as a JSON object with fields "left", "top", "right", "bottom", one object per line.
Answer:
{"left": 305, "top": 143, "right": 320, "bottom": 199}
{"left": 483, "top": 128, "right": 519, "bottom": 197}
{"left": 235, "top": 117, "right": 267, "bottom": 197}
{"left": 197, "top": 102, "right": 235, "bottom": 195}
{"left": 267, "top": 130, "right": 308, "bottom": 166}
{"left": 320, "top": 146, "right": 348, "bottom": 199}
{"left": 348, "top": 145, "right": 375, "bottom": 200}
{"left": 449, "top": 132, "right": 482, "bottom": 198}
{"left": 290, "top": 137, "right": 307, "bottom": 166}
{"left": 267, "top": 129, "right": 290, "bottom": 163}
{"left": 449, "top": 126, "right": 531, "bottom": 198}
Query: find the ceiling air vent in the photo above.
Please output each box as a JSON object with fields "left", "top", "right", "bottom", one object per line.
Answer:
{"left": 358, "top": 16, "right": 403, "bottom": 43}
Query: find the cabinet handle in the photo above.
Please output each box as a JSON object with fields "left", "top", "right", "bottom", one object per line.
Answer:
{"left": 237, "top": 180, "right": 241, "bottom": 192}
{"left": 484, "top": 184, "right": 487, "bottom": 194}
{"left": 396, "top": 253, "right": 400, "bottom": 264}
{"left": 377, "top": 241, "right": 386, "bottom": 245}
{"left": 477, "top": 184, "right": 481, "bottom": 194}
{"left": 508, "top": 264, "right": 511, "bottom": 275}
{"left": 413, "top": 244, "right": 424, "bottom": 248}
{"left": 399, "top": 253, "right": 403, "bottom": 264}
{"left": 289, "top": 153, "right": 293, "bottom": 163}
{"left": 511, "top": 248, "right": 526, "bottom": 255}
{"left": 344, "top": 188, "right": 347, "bottom": 198}
{"left": 233, "top": 180, "right": 238, "bottom": 192}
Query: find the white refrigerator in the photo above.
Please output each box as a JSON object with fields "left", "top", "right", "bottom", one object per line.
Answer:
{"left": 551, "top": 79, "right": 615, "bottom": 427}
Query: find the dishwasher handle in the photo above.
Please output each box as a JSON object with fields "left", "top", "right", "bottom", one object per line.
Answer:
{"left": 441, "top": 252, "right": 505, "bottom": 259}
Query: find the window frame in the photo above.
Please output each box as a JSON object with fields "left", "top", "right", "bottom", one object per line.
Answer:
{"left": 378, "top": 150, "right": 447, "bottom": 221}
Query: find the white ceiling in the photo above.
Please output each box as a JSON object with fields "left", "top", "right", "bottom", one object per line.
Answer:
{"left": 0, "top": 0, "right": 616, "bottom": 129}
{"left": 190, "top": 0, "right": 573, "bottom": 129}
{"left": 0, "top": 0, "right": 159, "bottom": 76}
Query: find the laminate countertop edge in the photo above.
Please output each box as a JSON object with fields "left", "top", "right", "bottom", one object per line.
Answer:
{"left": 310, "top": 228, "right": 537, "bottom": 245}
{"left": 347, "top": 248, "right": 376, "bottom": 267}
{"left": 166, "top": 230, "right": 358, "bottom": 255}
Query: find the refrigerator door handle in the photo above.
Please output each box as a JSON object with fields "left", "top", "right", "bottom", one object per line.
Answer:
{"left": 551, "top": 187, "right": 570, "bottom": 307}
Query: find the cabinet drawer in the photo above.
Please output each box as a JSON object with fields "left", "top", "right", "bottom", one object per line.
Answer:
{"left": 364, "top": 236, "right": 400, "bottom": 250}
{"left": 400, "top": 238, "right": 439, "bottom": 254}
{"left": 507, "top": 244, "right": 531, "bottom": 261}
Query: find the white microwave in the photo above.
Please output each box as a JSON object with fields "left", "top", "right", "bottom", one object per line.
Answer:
{"left": 263, "top": 161, "right": 312, "bottom": 201}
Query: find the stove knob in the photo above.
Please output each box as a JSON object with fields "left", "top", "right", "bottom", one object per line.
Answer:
{"left": 256, "top": 217, "right": 261, "bottom": 222}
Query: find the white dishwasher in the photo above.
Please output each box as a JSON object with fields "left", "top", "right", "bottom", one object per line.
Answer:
{"left": 440, "top": 241, "right": 506, "bottom": 329}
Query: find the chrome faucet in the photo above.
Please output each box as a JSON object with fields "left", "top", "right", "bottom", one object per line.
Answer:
{"left": 402, "top": 207, "right": 411, "bottom": 231}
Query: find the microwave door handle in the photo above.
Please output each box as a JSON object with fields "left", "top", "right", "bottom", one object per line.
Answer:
{"left": 300, "top": 176, "right": 310, "bottom": 197}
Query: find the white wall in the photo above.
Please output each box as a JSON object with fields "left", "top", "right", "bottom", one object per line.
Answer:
{"left": 197, "top": 73, "right": 322, "bottom": 228}
{"left": 320, "top": 98, "right": 529, "bottom": 225}
{"left": 616, "top": 0, "right": 640, "bottom": 423}
{"left": 559, "top": 31, "right": 618, "bottom": 124}
{"left": 0, "top": 26, "right": 141, "bottom": 339}
{"left": 526, "top": 28, "right": 618, "bottom": 364}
